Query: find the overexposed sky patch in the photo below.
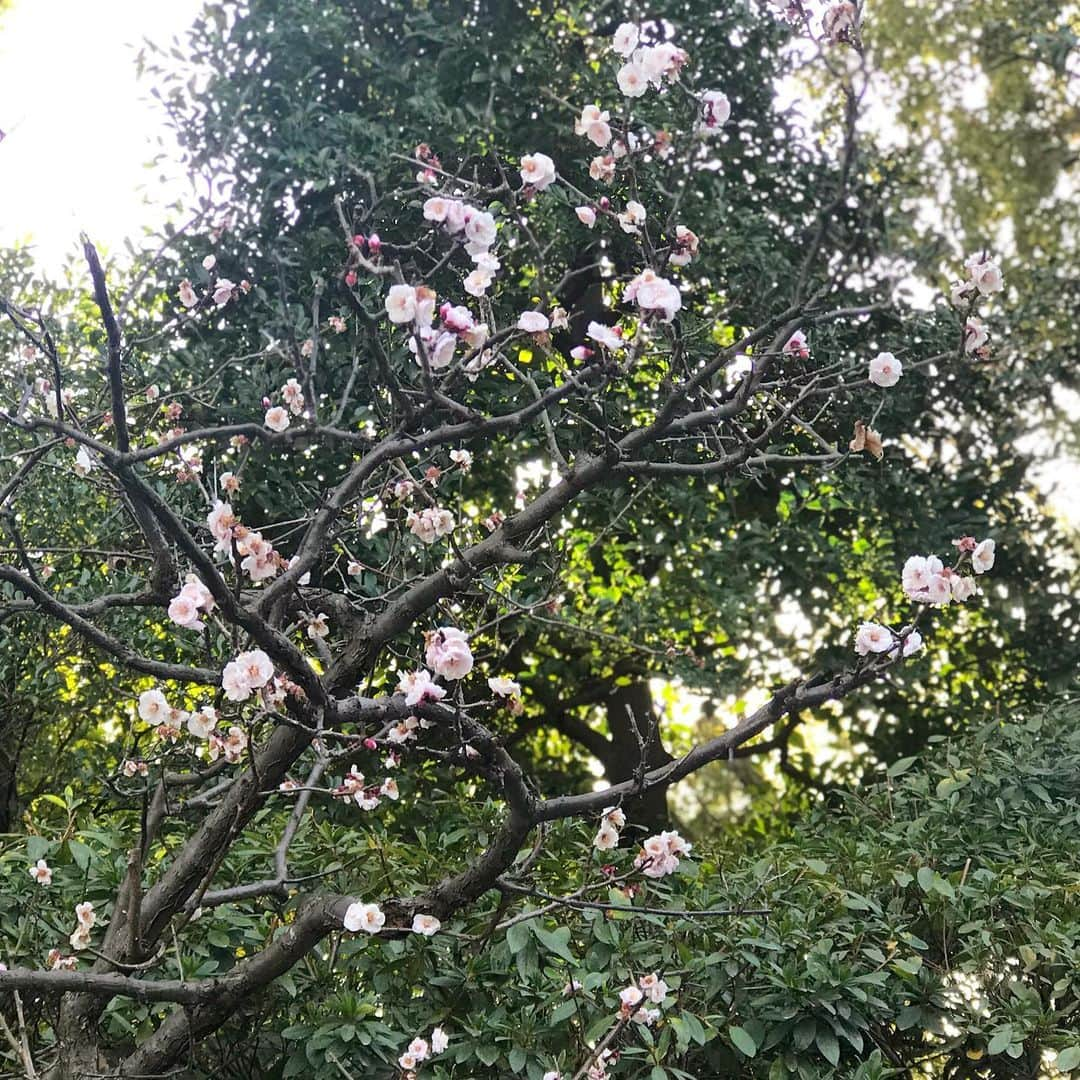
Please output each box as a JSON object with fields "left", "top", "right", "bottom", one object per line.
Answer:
{"left": 0, "top": 0, "right": 204, "bottom": 274}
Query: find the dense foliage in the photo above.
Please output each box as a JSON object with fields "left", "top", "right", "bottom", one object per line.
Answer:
{"left": 0, "top": 0, "right": 1078, "bottom": 1077}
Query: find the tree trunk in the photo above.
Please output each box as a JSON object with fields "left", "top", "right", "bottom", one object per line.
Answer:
{"left": 603, "top": 679, "right": 673, "bottom": 833}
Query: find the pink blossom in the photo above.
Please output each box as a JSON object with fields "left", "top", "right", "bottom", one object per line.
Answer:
{"left": 625, "top": 268, "right": 681, "bottom": 322}
{"left": 617, "top": 61, "right": 649, "bottom": 97}
{"left": 575, "top": 104, "right": 612, "bottom": 148}
{"left": 868, "top": 351, "right": 902, "bottom": 388}
{"left": 784, "top": 330, "right": 809, "bottom": 358}
{"left": 965, "top": 254, "right": 1004, "bottom": 295}
{"left": 701, "top": 90, "right": 731, "bottom": 130}
{"left": 588, "top": 322, "right": 624, "bottom": 351}
{"left": 424, "top": 627, "right": 474, "bottom": 680}
{"left": 854, "top": 622, "right": 892, "bottom": 655}
{"left": 385, "top": 284, "right": 418, "bottom": 324}
{"left": 29, "top": 859, "right": 52, "bottom": 886}
{"left": 168, "top": 593, "right": 204, "bottom": 631}
{"left": 343, "top": 901, "right": 385, "bottom": 934}
{"left": 138, "top": 689, "right": 170, "bottom": 723}
{"left": 397, "top": 669, "right": 447, "bottom": 707}
{"left": 412, "top": 914, "right": 441, "bottom": 935}
{"left": 520, "top": 153, "right": 557, "bottom": 191}
{"left": 178, "top": 280, "right": 198, "bottom": 308}
{"left": 518, "top": 311, "right": 550, "bottom": 333}
{"left": 971, "top": 538, "right": 995, "bottom": 574}
{"left": 617, "top": 200, "right": 647, "bottom": 234}
{"left": 594, "top": 822, "right": 620, "bottom": 850}
{"left": 964, "top": 317, "right": 988, "bottom": 353}
{"left": 612, "top": 22, "right": 639, "bottom": 56}
{"left": 264, "top": 406, "right": 290, "bottom": 432}
{"left": 212, "top": 279, "right": 236, "bottom": 307}
{"left": 221, "top": 648, "right": 274, "bottom": 702}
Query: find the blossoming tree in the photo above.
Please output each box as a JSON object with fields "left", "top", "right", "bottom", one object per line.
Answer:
{"left": 0, "top": 3, "right": 1015, "bottom": 1077}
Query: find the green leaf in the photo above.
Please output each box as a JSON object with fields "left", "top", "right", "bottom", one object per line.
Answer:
{"left": 917, "top": 866, "right": 935, "bottom": 893}
{"left": 730, "top": 1026, "right": 757, "bottom": 1057}
{"left": 505, "top": 920, "right": 532, "bottom": 955}
{"left": 67, "top": 839, "right": 92, "bottom": 872}
{"left": 988, "top": 1029, "right": 1012, "bottom": 1056}
{"left": 533, "top": 924, "right": 576, "bottom": 962}
{"left": 816, "top": 1028, "right": 840, "bottom": 1066}
{"left": 1057, "top": 1047, "right": 1080, "bottom": 1072}
{"left": 893, "top": 956, "right": 923, "bottom": 976}
{"left": 887, "top": 756, "right": 918, "bottom": 778}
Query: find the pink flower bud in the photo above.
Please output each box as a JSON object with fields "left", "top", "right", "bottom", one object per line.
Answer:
{"left": 352, "top": 234, "right": 366, "bottom": 248}
{"left": 344, "top": 270, "right": 358, "bottom": 287}
{"left": 368, "top": 233, "right": 382, "bottom": 254}
{"left": 261, "top": 396, "right": 271, "bottom": 408}
{"left": 363, "top": 737, "right": 377, "bottom": 750}
{"left": 598, "top": 196, "right": 610, "bottom": 210}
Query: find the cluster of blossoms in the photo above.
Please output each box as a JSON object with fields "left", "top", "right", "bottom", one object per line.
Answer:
{"left": 31, "top": 375, "right": 76, "bottom": 418}
{"left": 854, "top": 537, "right": 996, "bottom": 658}
{"left": 343, "top": 901, "right": 386, "bottom": 934}
{"left": 335, "top": 763, "right": 399, "bottom": 812}
{"left": 177, "top": 255, "right": 251, "bottom": 311}
{"left": 406, "top": 504, "right": 456, "bottom": 545}
{"left": 341, "top": 901, "right": 443, "bottom": 939}
{"left": 221, "top": 647, "right": 275, "bottom": 702}
{"left": 421, "top": 196, "right": 502, "bottom": 296}
{"left": 625, "top": 268, "right": 682, "bottom": 323}
{"left": 385, "top": 282, "right": 491, "bottom": 371}
{"left": 413, "top": 141, "right": 442, "bottom": 185}
{"left": 952, "top": 253, "right": 1004, "bottom": 360}
{"left": 47, "top": 949, "right": 78, "bottom": 971}
{"left": 207, "top": 501, "right": 284, "bottom": 583}
{"left": 396, "top": 669, "right": 446, "bottom": 708}
{"left": 575, "top": 104, "right": 612, "bottom": 148}
{"left": 264, "top": 377, "right": 306, "bottom": 432}
{"left": 69, "top": 901, "right": 95, "bottom": 951}
{"left": 167, "top": 574, "right": 215, "bottom": 631}
{"left": 668, "top": 225, "right": 700, "bottom": 267}
{"left": 618, "top": 971, "right": 669, "bottom": 1027}
{"left": 593, "top": 805, "right": 627, "bottom": 850}
{"left": 138, "top": 685, "right": 254, "bottom": 761}
{"left": 424, "top": 627, "right": 474, "bottom": 680}
{"left": 612, "top": 23, "right": 688, "bottom": 97}
{"left": 397, "top": 1026, "right": 450, "bottom": 1073}
{"left": 903, "top": 537, "right": 995, "bottom": 604}
{"left": 385, "top": 712, "right": 433, "bottom": 745}
{"left": 634, "top": 829, "right": 693, "bottom": 878}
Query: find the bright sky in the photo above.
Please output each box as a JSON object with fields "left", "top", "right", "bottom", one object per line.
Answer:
{"left": 0, "top": 0, "right": 205, "bottom": 274}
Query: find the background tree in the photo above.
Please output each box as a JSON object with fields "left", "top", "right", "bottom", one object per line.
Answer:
{"left": 0, "top": 0, "right": 1076, "bottom": 1077}
{"left": 131, "top": 0, "right": 1080, "bottom": 818}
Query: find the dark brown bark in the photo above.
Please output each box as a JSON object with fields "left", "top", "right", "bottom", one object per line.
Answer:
{"left": 602, "top": 679, "right": 674, "bottom": 832}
